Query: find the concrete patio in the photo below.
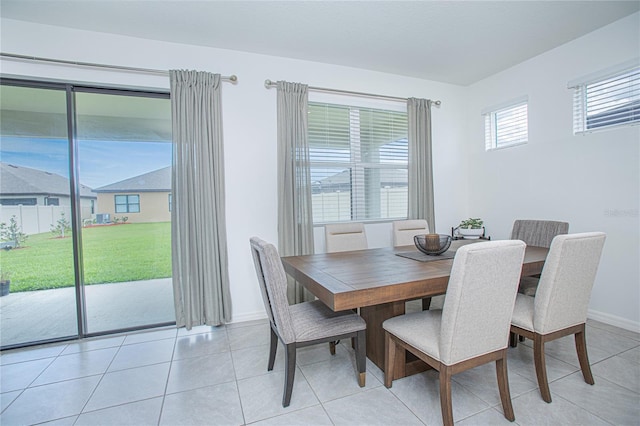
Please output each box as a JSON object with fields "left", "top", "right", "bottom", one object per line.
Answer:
{"left": 0, "top": 278, "right": 174, "bottom": 348}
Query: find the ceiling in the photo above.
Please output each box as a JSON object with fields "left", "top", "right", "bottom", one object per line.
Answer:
{"left": 1, "top": 1, "right": 638, "bottom": 86}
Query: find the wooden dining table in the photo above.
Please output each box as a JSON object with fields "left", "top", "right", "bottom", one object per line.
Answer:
{"left": 281, "top": 239, "right": 548, "bottom": 377}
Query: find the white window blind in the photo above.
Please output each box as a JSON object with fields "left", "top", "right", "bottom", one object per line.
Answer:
{"left": 571, "top": 64, "right": 640, "bottom": 134}
{"left": 483, "top": 99, "right": 528, "bottom": 150}
{"left": 308, "top": 102, "right": 408, "bottom": 223}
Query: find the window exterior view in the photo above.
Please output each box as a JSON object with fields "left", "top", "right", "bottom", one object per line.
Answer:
{"left": 308, "top": 102, "right": 409, "bottom": 223}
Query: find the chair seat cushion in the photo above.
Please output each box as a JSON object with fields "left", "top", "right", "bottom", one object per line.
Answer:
{"left": 511, "top": 294, "right": 535, "bottom": 332}
{"left": 382, "top": 310, "right": 442, "bottom": 360}
{"left": 290, "top": 300, "right": 365, "bottom": 342}
{"left": 518, "top": 276, "right": 539, "bottom": 297}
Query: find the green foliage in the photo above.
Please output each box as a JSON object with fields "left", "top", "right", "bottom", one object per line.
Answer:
{"left": 459, "top": 218, "right": 483, "bottom": 229}
{"left": 0, "top": 267, "right": 11, "bottom": 282}
{"left": 1, "top": 222, "right": 171, "bottom": 292}
{"left": 50, "top": 212, "right": 72, "bottom": 238}
{"left": 0, "top": 215, "right": 28, "bottom": 248}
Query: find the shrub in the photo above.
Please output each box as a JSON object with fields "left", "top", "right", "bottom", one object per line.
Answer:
{"left": 50, "top": 212, "right": 72, "bottom": 238}
{"left": 0, "top": 215, "right": 28, "bottom": 248}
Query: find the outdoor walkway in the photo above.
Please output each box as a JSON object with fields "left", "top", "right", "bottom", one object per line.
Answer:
{"left": 0, "top": 279, "right": 174, "bottom": 347}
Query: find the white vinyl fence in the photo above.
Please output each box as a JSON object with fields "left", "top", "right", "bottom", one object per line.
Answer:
{"left": 0, "top": 205, "right": 87, "bottom": 236}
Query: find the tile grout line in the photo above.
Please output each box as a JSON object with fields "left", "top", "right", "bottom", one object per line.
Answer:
{"left": 156, "top": 329, "right": 179, "bottom": 426}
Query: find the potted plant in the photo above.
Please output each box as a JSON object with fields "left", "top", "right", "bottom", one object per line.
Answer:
{"left": 0, "top": 268, "right": 10, "bottom": 297}
{"left": 457, "top": 218, "right": 484, "bottom": 239}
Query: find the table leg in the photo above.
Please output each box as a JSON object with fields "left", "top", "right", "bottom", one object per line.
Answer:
{"left": 360, "top": 301, "right": 407, "bottom": 374}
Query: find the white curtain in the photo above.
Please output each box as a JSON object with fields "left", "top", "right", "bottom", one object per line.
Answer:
{"left": 276, "top": 81, "right": 315, "bottom": 304}
{"left": 407, "top": 98, "right": 436, "bottom": 232}
{"left": 169, "top": 70, "right": 231, "bottom": 328}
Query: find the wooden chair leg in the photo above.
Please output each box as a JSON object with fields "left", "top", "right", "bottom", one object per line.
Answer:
{"left": 519, "top": 335, "right": 525, "bottom": 342}
{"left": 439, "top": 366, "right": 454, "bottom": 426}
{"left": 268, "top": 327, "right": 278, "bottom": 371}
{"left": 496, "top": 353, "right": 515, "bottom": 422}
{"left": 509, "top": 331, "right": 518, "bottom": 348}
{"left": 422, "top": 297, "right": 432, "bottom": 311}
{"left": 355, "top": 330, "right": 366, "bottom": 387}
{"left": 283, "top": 344, "right": 296, "bottom": 407}
{"left": 384, "top": 332, "right": 396, "bottom": 388}
{"left": 533, "top": 334, "right": 552, "bottom": 403}
{"left": 329, "top": 341, "right": 336, "bottom": 355}
{"left": 575, "top": 325, "right": 595, "bottom": 385}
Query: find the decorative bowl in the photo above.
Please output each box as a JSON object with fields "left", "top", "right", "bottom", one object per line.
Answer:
{"left": 414, "top": 234, "right": 452, "bottom": 256}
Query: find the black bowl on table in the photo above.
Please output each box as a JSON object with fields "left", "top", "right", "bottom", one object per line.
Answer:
{"left": 414, "top": 234, "right": 452, "bottom": 256}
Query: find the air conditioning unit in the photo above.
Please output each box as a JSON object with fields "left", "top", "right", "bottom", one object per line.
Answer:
{"left": 96, "top": 213, "right": 111, "bottom": 224}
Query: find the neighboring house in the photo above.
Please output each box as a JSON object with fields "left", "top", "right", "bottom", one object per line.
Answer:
{"left": 93, "top": 166, "right": 171, "bottom": 223}
{"left": 0, "top": 163, "right": 96, "bottom": 233}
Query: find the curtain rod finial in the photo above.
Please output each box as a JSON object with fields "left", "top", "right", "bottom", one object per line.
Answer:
{"left": 229, "top": 75, "right": 238, "bottom": 83}
{"left": 264, "top": 79, "right": 274, "bottom": 88}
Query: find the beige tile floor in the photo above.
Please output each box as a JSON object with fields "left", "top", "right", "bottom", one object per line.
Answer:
{"left": 0, "top": 318, "right": 638, "bottom": 425}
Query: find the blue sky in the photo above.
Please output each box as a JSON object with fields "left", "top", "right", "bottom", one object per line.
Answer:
{"left": 1, "top": 137, "right": 172, "bottom": 189}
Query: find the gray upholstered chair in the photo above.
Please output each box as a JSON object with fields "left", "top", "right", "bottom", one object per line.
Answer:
{"left": 383, "top": 240, "right": 526, "bottom": 426}
{"left": 511, "top": 219, "right": 569, "bottom": 296}
{"left": 325, "top": 222, "right": 368, "bottom": 253}
{"left": 250, "top": 237, "right": 366, "bottom": 407}
{"left": 392, "top": 219, "right": 445, "bottom": 310}
{"left": 510, "top": 232, "right": 606, "bottom": 403}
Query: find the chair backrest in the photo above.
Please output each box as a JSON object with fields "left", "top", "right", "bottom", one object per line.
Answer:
{"left": 325, "top": 223, "right": 368, "bottom": 253}
{"left": 440, "top": 240, "right": 526, "bottom": 365}
{"left": 511, "top": 219, "right": 569, "bottom": 248}
{"left": 533, "top": 232, "right": 606, "bottom": 334}
{"left": 249, "top": 237, "right": 296, "bottom": 344}
{"left": 392, "top": 219, "right": 429, "bottom": 247}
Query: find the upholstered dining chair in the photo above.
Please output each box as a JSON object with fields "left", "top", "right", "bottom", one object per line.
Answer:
{"left": 325, "top": 222, "right": 368, "bottom": 253}
{"left": 511, "top": 219, "right": 569, "bottom": 297}
{"left": 249, "top": 237, "right": 367, "bottom": 407}
{"left": 392, "top": 219, "right": 429, "bottom": 246}
{"left": 392, "top": 219, "right": 445, "bottom": 310}
{"left": 383, "top": 240, "right": 526, "bottom": 426}
{"left": 510, "top": 232, "right": 606, "bottom": 403}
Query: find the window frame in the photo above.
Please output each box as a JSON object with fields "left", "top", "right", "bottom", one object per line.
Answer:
{"left": 307, "top": 99, "right": 409, "bottom": 224}
{"left": 482, "top": 97, "right": 529, "bottom": 151}
{"left": 569, "top": 60, "right": 640, "bottom": 135}
{"left": 114, "top": 194, "right": 140, "bottom": 213}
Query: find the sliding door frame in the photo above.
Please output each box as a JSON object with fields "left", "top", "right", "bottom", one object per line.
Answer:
{"left": 0, "top": 77, "right": 175, "bottom": 350}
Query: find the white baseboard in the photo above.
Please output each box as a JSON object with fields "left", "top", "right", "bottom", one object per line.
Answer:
{"left": 230, "top": 310, "right": 268, "bottom": 324}
{"left": 588, "top": 309, "right": 640, "bottom": 333}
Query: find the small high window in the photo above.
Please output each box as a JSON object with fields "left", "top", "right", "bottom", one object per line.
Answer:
{"left": 482, "top": 97, "right": 528, "bottom": 150}
{"left": 570, "top": 61, "right": 640, "bottom": 134}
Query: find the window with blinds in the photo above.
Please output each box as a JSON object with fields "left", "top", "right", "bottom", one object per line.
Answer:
{"left": 308, "top": 102, "right": 408, "bottom": 223}
{"left": 571, "top": 64, "right": 640, "bottom": 134}
{"left": 483, "top": 99, "right": 528, "bottom": 150}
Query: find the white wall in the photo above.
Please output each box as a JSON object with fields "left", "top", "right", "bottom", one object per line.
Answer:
{"left": 464, "top": 13, "right": 640, "bottom": 330}
{"left": 0, "top": 18, "right": 468, "bottom": 323}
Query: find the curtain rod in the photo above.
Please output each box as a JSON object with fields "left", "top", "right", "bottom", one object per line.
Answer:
{"left": 0, "top": 52, "right": 238, "bottom": 83}
{"left": 264, "top": 79, "right": 440, "bottom": 106}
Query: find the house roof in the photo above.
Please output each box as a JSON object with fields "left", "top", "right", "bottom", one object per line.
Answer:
{"left": 94, "top": 166, "right": 171, "bottom": 193}
{"left": 0, "top": 162, "right": 95, "bottom": 198}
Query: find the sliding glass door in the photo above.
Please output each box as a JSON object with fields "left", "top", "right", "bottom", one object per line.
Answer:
{"left": 0, "top": 83, "right": 79, "bottom": 347}
{"left": 75, "top": 90, "right": 173, "bottom": 333}
{"left": 0, "top": 80, "right": 174, "bottom": 348}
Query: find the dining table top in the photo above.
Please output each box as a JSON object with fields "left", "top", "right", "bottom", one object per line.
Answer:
{"left": 281, "top": 240, "right": 549, "bottom": 312}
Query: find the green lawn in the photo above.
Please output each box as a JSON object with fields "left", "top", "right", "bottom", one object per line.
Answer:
{"left": 0, "top": 222, "right": 171, "bottom": 292}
